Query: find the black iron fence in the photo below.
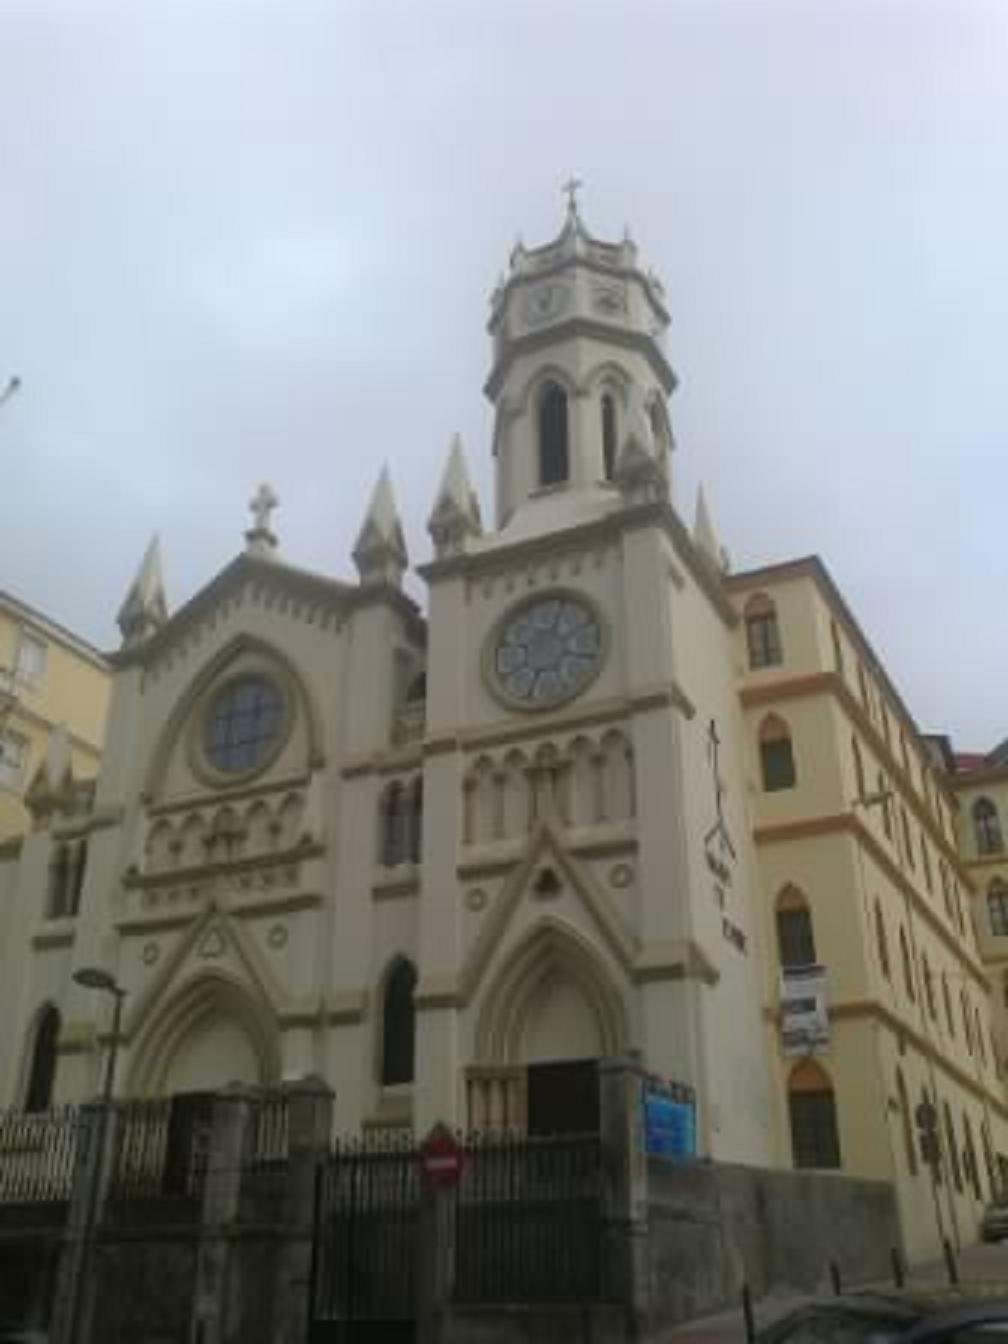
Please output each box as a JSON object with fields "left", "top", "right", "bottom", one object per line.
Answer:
{"left": 453, "top": 1131, "right": 603, "bottom": 1303}
{"left": 106, "top": 1097, "right": 209, "bottom": 1221}
{"left": 0, "top": 1106, "right": 80, "bottom": 1204}
{"left": 312, "top": 1132, "right": 419, "bottom": 1334}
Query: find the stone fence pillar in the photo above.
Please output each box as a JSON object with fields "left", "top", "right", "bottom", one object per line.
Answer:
{"left": 190, "top": 1086, "right": 257, "bottom": 1344}
{"left": 599, "top": 1055, "right": 650, "bottom": 1340}
{"left": 49, "top": 1099, "right": 122, "bottom": 1344}
{"left": 274, "top": 1076, "right": 335, "bottom": 1344}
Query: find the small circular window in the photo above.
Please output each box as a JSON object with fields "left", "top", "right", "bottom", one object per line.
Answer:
{"left": 204, "top": 675, "right": 284, "bottom": 774}
{"left": 488, "top": 593, "right": 605, "bottom": 709}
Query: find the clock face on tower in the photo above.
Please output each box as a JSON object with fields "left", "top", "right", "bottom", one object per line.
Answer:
{"left": 522, "top": 282, "right": 570, "bottom": 327}
{"left": 486, "top": 592, "right": 605, "bottom": 710}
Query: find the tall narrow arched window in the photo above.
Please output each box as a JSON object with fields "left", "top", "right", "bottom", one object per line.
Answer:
{"left": 776, "top": 886, "right": 816, "bottom": 970}
{"left": 744, "top": 594, "right": 783, "bottom": 670}
{"left": 899, "top": 928, "right": 916, "bottom": 1002}
{"left": 24, "top": 1005, "right": 61, "bottom": 1113}
{"left": 47, "top": 845, "right": 68, "bottom": 919}
{"left": 759, "top": 715, "right": 796, "bottom": 792}
{"left": 973, "top": 798, "right": 1004, "bottom": 855}
{"left": 380, "top": 958, "right": 417, "bottom": 1087}
{"left": 895, "top": 1068, "right": 917, "bottom": 1175}
{"left": 851, "top": 737, "right": 866, "bottom": 801}
{"left": 408, "top": 778, "right": 424, "bottom": 864}
{"left": 944, "top": 1102, "right": 963, "bottom": 1192}
{"left": 788, "top": 1059, "right": 841, "bottom": 1169}
{"left": 988, "top": 880, "right": 1008, "bottom": 936}
{"left": 922, "top": 953, "right": 937, "bottom": 1021}
{"left": 70, "top": 840, "right": 88, "bottom": 917}
{"left": 601, "top": 392, "right": 618, "bottom": 481}
{"left": 875, "top": 901, "right": 890, "bottom": 980}
{"left": 379, "top": 782, "right": 404, "bottom": 867}
{"left": 537, "top": 381, "right": 569, "bottom": 486}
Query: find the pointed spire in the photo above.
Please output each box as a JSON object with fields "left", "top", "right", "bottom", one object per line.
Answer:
{"left": 353, "top": 466, "right": 408, "bottom": 588}
{"left": 117, "top": 534, "right": 167, "bottom": 649}
{"left": 428, "top": 433, "right": 482, "bottom": 559}
{"left": 693, "top": 485, "right": 719, "bottom": 560}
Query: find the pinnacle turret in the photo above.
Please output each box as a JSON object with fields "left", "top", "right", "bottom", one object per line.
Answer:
{"left": 117, "top": 534, "right": 167, "bottom": 649}
{"left": 427, "top": 434, "right": 482, "bottom": 558}
{"left": 353, "top": 467, "right": 408, "bottom": 587}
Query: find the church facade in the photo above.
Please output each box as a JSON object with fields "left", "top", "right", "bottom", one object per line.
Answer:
{"left": 0, "top": 198, "right": 1004, "bottom": 1260}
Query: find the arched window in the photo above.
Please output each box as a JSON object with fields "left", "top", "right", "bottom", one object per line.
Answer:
{"left": 944, "top": 1102, "right": 963, "bottom": 1192}
{"left": 878, "top": 774, "right": 893, "bottom": 841}
{"left": 408, "top": 778, "right": 423, "bottom": 865}
{"left": 963, "top": 1111, "right": 981, "bottom": 1200}
{"left": 24, "top": 1006, "right": 61, "bottom": 1113}
{"left": 759, "top": 715, "right": 796, "bottom": 792}
{"left": 830, "top": 620, "right": 845, "bottom": 678}
{"left": 788, "top": 1059, "right": 841, "bottom": 1169}
{"left": 895, "top": 1068, "right": 917, "bottom": 1175}
{"left": 922, "top": 953, "right": 937, "bottom": 1021}
{"left": 744, "top": 594, "right": 782, "bottom": 670}
{"left": 851, "top": 737, "right": 866, "bottom": 801}
{"left": 943, "top": 974, "right": 955, "bottom": 1038}
{"left": 69, "top": 841, "right": 87, "bottom": 917}
{"left": 537, "top": 381, "right": 569, "bottom": 486}
{"left": 899, "top": 928, "right": 916, "bottom": 1002}
{"left": 776, "top": 887, "right": 817, "bottom": 969}
{"left": 875, "top": 901, "right": 891, "bottom": 980}
{"left": 379, "top": 782, "right": 405, "bottom": 867}
{"left": 380, "top": 958, "right": 417, "bottom": 1087}
{"left": 973, "top": 797, "right": 1004, "bottom": 856}
{"left": 988, "top": 880, "right": 1008, "bottom": 936}
{"left": 601, "top": 392, "right": 618, "bottom": 480}
{"left": 647, "top": 397, "right": 671, "bottom": 455}
{"left": 47, "top": 845, "right": 72, "bottom": 919}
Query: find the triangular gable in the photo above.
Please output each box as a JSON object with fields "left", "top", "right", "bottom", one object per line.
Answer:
{"left": 119, "top": 901, "right": 287, "bottom": 1046}
{"left": 458, "top": 821, "right": 639, "bottom": 1004}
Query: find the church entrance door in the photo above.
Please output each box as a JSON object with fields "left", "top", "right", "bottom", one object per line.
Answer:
{"left": 526, "top": 1058, "right": 599, "bottom": 1136}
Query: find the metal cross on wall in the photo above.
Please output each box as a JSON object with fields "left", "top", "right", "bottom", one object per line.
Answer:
{"left": 704, "top": 718, "right": 736, "bottom": 861}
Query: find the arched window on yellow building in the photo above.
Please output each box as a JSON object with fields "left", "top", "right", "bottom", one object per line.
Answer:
{"left": 787, "top": 1059, "right": 841, "bottom": 1170}
{"left": 988, "top": 880, "right": 1008, "bottom": 937}
{"left": 744, "top": 593, "right": 782, "bottom": 670}
{"left": 775, "top": 887, "right": 817, "bottom": 970}
{"left": 972, "top": 797, "right": 1004, "bottom": 856}
{"left": 759, "top": 715, "right": 796, "bottom": 792}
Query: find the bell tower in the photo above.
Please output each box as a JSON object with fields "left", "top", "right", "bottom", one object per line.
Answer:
{"left": 485, "top": 183, "right": 677, "bottom": 531}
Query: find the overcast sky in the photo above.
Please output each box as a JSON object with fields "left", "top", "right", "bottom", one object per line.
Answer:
{"left": 1, "top": 0, "right": 1004, "bottom": 746}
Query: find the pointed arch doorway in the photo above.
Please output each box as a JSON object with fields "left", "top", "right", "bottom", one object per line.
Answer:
{"left": 471, "top": 920, "right": 627, "bottom": 1135}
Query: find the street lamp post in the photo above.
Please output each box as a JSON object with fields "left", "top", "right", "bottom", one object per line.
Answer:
{"left": 64, "top": 966, "right": 126, "bottom": 1344}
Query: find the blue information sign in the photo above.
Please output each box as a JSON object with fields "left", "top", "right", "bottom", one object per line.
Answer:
{"left": 643, "top": 1087, "right": 696, "bottom": 1158}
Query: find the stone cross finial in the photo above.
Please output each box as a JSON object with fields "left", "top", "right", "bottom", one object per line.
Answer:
{"left": 562, "top": 176, "right": 583, "bottom": 215}
{"left": 245, "top": 482, "right": 279, "bottom": 556}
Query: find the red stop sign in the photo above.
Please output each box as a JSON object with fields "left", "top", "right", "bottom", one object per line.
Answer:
{"left": 419, "top": 1123, "right": 464, "bottom": 1187}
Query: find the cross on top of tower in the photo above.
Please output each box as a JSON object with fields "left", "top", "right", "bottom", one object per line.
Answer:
{"left": 245, "top": 482, "right": 279, "bottom": 556}
{"left": 562, "top": 176, "right": 583, "bottom": 216}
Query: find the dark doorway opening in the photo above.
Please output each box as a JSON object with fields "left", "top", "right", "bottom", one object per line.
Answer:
{"left": 527, "top": 1058, "right": 599, "bottom": 1136}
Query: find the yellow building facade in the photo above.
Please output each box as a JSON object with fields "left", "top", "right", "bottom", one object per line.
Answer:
{"left": 727, "top": 558, "right": 1006, "bottom": 1263}
{"left": 0, "top": 590, "right": 109, "bottom": 842}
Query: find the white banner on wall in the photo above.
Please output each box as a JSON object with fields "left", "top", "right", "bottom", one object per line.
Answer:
{"left": 780, "top": 965, "right": 829, "bottom": 1057}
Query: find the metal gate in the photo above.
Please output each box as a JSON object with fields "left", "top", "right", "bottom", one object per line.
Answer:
{"left": 309, "top": 1137, "right": 419, "bottom": 1344}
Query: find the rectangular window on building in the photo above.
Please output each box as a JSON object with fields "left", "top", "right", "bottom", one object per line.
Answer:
{"left": 15, "top": 632, "right": 47, "bottom": 687}
{"left": 745, "top": 613, "right": 782, "bottom": 669}
{"left": 0, "top": 732, "right": 28, "bottom": 789}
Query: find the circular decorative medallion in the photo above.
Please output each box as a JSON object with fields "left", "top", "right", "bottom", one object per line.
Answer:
{"left": 609, "top": 863, "right": 634, "bottom": 890}
{"left": 267, "top": 923, "right": 289, "bottom": 950}
{"left": 486, "top": 592, "right": 605, "bottom": 710}
{"left": 142, "top": 941, "right": 160, "bottom": 966}
{"left": 465, "top": 888, "right": 487, "bottom": 912}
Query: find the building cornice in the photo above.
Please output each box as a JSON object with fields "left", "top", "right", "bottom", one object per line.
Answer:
{"left": 419, "top": 498, "right": 737, "bottom": 628}
{"left": 0, "top": 589, "right": 109, "bottom": 670}
{"left": 728, "top": 555, "right": 959, "bottom": 814}
{"left": 484, "top": 315, "right": 676, "bottom": 401}
{"left": 753, "top": 810, "right": 991, "bottom": 991}
{"left": 741, "top": 670, "right": 971, "bottom": 886}
{"left": 951, "top": 763, "right": 1008, "bottom": 790}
